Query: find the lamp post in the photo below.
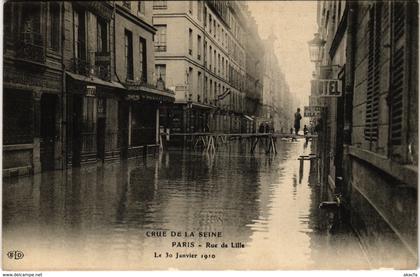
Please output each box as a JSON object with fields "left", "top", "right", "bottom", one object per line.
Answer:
{"left": 307, "top": 33, "right": 326, "bottom": 63}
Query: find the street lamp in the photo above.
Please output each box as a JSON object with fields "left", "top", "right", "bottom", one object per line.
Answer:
{"left": 307, "top": 33, "right": 326, "bottom": 63}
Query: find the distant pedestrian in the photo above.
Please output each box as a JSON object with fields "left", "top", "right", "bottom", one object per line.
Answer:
{"left": 303, "top": 125, "right": 309, "bottom": 143}
{"left": 294, "top": 108, "right": 302, "bottom": 135}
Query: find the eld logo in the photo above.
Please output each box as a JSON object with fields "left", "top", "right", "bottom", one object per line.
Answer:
{"left": 7, "top": 250, "right": 24, "bottom": 260}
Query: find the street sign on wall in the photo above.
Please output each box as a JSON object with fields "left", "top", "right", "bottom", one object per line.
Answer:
{"left": 311, "top": 79, "right": 342, "bottom": 97}
{"left": 304, "top": 106, "right": 324, "bottom": 117}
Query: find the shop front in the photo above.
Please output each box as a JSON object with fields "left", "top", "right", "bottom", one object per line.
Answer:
{"left": 66, "top": 72, "right": 125, "bottom": 166}
{"left": 122, "top": 83, "right": 175, "bottom": 158}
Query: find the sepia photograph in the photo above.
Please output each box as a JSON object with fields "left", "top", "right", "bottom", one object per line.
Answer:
{"left": 2, "top": 0, "right": 418, "bottom": 272}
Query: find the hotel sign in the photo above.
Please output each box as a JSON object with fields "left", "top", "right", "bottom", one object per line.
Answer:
{"left": 304, "top": 106, "right": 324, "bottom": 117}
{"left": 312, "top": 79, "right": 342, "bottom": 97}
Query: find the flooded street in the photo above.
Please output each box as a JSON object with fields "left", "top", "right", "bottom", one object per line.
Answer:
{"left": 3, "top": 140, "right": 369, "bottom": 270}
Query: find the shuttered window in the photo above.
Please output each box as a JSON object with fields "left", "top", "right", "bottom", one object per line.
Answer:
{"left": 389, "top": 2, "right": 406, "bottom": 146}
{"left": 364, "top": 3, "right": 381, "bottom": 143}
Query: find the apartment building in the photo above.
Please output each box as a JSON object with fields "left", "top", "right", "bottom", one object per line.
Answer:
{"left": 152, "top": 0, "right": 247, "bottom": 135}
{"left": 312, "top": 0, "right": 418, "bottom": 267}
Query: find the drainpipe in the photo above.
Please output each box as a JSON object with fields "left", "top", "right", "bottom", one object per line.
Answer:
{"left": 61, "top": 2, "right": 67, "bottom": 170}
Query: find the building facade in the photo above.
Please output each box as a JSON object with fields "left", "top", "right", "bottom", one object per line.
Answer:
{"left": 152, "top": 1, "right": 248, "bottom": 136}
{"left": 312, "top": 0, "right": 418, "bottom": 267}
{"left": 4, "top": 1, "right": 65, "bottom": 176}
{"left": 3, "top": 1, "right": 175, "bottom": 176}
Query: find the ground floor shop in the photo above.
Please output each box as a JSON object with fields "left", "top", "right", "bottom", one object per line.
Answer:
{"left": 3, "top": 66, "right": 64, "bottom": 177}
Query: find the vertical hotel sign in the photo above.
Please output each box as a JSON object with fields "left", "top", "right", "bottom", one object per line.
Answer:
{"left": 86, "top": 85, "right": 96, "bottom": 97}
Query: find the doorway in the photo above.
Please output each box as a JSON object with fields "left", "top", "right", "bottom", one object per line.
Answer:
{"left": 40, "top": 94, "right": 57, "bottom": 171}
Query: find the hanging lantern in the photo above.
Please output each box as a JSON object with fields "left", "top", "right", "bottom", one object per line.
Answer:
{"left": 307, "top": 33, "right": 326, "bottom": 63}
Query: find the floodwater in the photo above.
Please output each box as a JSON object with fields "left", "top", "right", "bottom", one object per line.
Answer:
{"left": 3, "top": 140, "right": 370, "bottom": 270}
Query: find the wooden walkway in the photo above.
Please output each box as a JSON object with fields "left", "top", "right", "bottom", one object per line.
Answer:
{"left": 162, "top": 132, "right": 318, "bottom": 154}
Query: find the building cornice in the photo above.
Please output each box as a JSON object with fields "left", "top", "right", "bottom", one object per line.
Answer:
{"left": 116, "top": 5, "right": 157, "bottom": 33}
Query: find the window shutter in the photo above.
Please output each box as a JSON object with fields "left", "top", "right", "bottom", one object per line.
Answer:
{"left": 389, "top": 2, "right": 407, "bottom": 147}
{"left": 365, "top": 4, "right": 381, "bottom": 143}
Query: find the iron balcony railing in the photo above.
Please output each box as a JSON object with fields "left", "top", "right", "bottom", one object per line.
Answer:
{"left": 71, "top": 51, "right": 111, "bottom": 81}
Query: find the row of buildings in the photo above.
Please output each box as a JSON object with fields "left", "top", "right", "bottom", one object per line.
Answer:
{"left": 309, "top": 0, "right": 418, "bottom": 267}
{"left": 3, "top": 1, "right": 296, "bottom": 176}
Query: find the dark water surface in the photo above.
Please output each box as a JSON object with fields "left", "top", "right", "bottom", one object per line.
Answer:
{"left": 3, "top": 140, "right": 370, "bottom": 270}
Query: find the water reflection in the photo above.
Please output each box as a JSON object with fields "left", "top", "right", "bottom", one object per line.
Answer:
{"left": 3, "top": 140, "right": 369, "bottom": 270}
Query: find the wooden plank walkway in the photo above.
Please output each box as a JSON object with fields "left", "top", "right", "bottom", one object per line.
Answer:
{"left": 162, "top": 132, "right": 318, "bottom": 154}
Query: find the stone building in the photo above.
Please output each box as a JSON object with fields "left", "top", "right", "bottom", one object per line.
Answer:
{"left": 312, "top": 0, "right": 418, "bottom": 267}
{"left": 243, "top": 8, "right": 264, "bottom": 133}
{"left": 152, "top": 0, "right": 247, "bottom": 135}
{"left": 114, "top": 1, "right": 175, "bottom": 158}
{"left": 3, "top": 1, "right": 65, "bottom": 176}
{"left": 3, "top": 1, "right": 175, "bottom": 175}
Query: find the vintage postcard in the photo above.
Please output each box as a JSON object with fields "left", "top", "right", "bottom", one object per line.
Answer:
{"left": 2, "top": 0, "right": 418, "bottom": 272}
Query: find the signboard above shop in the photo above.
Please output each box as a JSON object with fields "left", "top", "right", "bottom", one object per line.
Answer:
{"left": 311, "top": 79, "right": 342, "bottom": 97}
{"left": 304, "top": 106, "right": 324, "bottom": 117}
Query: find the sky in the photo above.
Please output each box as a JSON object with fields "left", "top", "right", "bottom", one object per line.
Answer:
{"left": 247, "top": 1, "right": 318, "bottom": 108}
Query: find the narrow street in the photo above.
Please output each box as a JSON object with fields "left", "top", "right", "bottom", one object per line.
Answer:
{"left": 3, "top": 139, "right": 369, "bottom": 270}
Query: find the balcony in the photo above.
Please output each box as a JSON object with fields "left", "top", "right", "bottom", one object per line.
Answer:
{"left": 17, "top": 32, "right": 46, "bottom": 63}
{"left": 155, "top": 44, "right": 167, "bottom": 52}
{"left": 71, "top": 51, "right": 111, "bottom": 81}
{"left": 94, "top": 52, "right": 111, "bottom": 81}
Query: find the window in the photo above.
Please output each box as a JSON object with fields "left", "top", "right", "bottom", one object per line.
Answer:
{"left": 188, "top": 67, "right": 193, "bottom": 99}
{"left": 156, "top": 64, "right": 166, "bottom": 82}
{"left": 197, "top": 35, "right": 202, "bottom": 60}
{"left": 138, "top": 1, "right": 145, "bottom": 14}
{"left": 213, "top": 50, "right": 216, "bottom": 73}
{"left": 204, "top": 40, "right": 207, "bottom": 65}
{"left": 125, "top": 30, "right": 133, "bottom": 80}
{"left": 97, "top": 18, "right": 108, "bottom": 53}
{"left": 154, "top": 25, "right": 167, "bottom": 52}
{"left": 218, "top": 54, "right": 220, "bottom": 74}
{"left": 364, "top": 4, "right": 381, "bottom": 143}
{"left": 197, "top": 1, "right": 202, "bottom": 21}
{"left": 222, "top": 57, "right": 224, "bottom": 77}
{"left": 209, "top": 45, "right": 212, "bottom": 70}
{"left": 209, "top": 15, "right": 212, "bottom": 33}
{"left": 198, "top": 72, "right": 202, "bottom": 102}
{"left": 210, "top": 80, "right": 213, "bottom": 104}
{"left": 139, "top": 37, "right": 147, "bottom": 82}
{"left": 153, "top": 0, "right": 167, "bottom": 9}
{"left": 204, "top": 7, "right": 207, "bottom": 26}
{"left": 48, "top": 2, "right": 60, "bottom": 51}
{"left": 213, "top": 20, "right": 216, "bottom": 38}
{"left": 389, "top": 2, "right": 412, "bottom": 161}
{"left": 3, "top": 90, "right": 33, "bottom": 145}
{"left": 189, "top": 0, "right": 193, "bottom": 14}
{"left": 188, "top": 28, "right": 193, "bottom": 55}
{"left": 204, "top": 76, "right": 208, "bottom": 103}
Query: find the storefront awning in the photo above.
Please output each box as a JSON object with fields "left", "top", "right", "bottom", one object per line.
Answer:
{"left": 66, "top": 71, "right": 125, "bottom": 89}
{"left": 125, "top": 85, "right": 175, "bottom": 103}
{"left": 243, "top": 115, "right": 254, "bottom": 121}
